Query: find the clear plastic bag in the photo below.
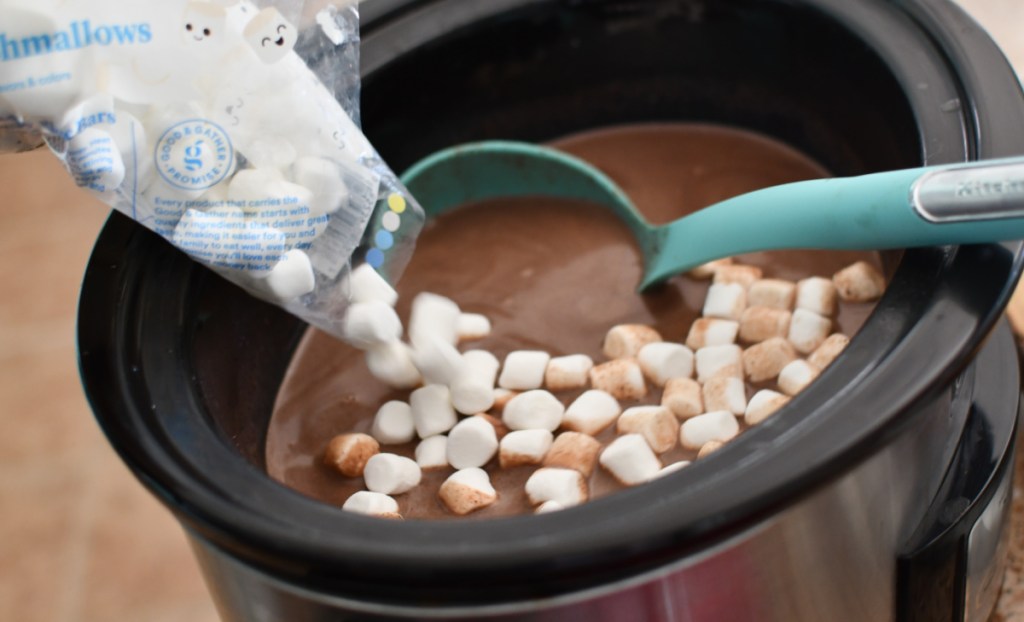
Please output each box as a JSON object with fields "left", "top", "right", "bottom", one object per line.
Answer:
{"left": 0, "top": 0, "right": 424, "bottom": 338}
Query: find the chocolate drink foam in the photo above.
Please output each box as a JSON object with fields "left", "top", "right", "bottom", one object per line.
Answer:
{"left": 266, "top": 123, "right": 882, "bottom": 519}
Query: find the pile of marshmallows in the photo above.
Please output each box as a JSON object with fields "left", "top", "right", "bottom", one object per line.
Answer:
{"left": 328, "top": 258, "right": 886, "bottom": 519}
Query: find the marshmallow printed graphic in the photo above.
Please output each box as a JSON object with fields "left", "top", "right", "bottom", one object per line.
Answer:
{"left": 244, "top": 7, "right": 296, "bottom": 64}
{"left": 182, "top": 2, "right": 227, "bottom": 47}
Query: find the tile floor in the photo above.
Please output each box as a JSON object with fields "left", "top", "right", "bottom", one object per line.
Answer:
{"left": 1, "top": 1, "right": 1023, "bottom": 621}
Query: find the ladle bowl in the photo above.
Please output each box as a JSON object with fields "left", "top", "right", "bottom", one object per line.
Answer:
{"left": 402, "top": 141, "right": 1024, "bottom": 289}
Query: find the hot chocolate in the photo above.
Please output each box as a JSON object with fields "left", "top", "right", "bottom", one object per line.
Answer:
{"left": 266, "top": 123, "right": 882, "bottom": 519}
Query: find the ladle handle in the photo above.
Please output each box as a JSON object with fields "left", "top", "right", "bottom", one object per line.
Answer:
{"left": 644, "top": 157, "right": 1024, "bottom": 287}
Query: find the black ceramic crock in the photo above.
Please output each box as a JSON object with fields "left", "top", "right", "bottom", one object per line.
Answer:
{"left": 78, "top": 1, "right": 1024, "bottom": 620}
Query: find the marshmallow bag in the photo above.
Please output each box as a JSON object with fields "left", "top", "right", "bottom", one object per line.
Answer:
{"left": 0, "top": 0, "right": 424, "bottom": 338}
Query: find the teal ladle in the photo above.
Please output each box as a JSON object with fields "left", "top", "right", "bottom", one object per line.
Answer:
{"left": 399, "top": 140, "right": 1024, "bottom": 290}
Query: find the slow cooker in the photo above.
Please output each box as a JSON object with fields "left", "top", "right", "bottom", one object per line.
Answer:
{"left": 78, "top": 0, "right": 1024, "bottom": 620}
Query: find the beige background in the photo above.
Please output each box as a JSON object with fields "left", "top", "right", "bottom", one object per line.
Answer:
{"left": 1, "top": 1, "right": 1023, "bottom": 620}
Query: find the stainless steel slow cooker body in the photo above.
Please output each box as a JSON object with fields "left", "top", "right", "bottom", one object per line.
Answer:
{"left": 78, "top": 1, "right": 1024, "bottom": 620}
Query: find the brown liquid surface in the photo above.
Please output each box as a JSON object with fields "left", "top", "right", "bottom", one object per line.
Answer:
{"left": 266, "top": 123, "right": 881, "bottom": 519}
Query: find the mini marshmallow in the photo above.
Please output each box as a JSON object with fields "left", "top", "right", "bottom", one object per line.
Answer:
{"left": 363, "top": 454, "right": 422, "bottom": 495}
{"left": 502, "top": 390, "right": 564, "bottom": 432}
{"left": 702, "top": 376, "right": 747, "bottom": 416}
{"left": 738, "top": 306, "right": 792, "bottom": 343}
{"left": 342, "top": 491, "right": 400, "bottom": 518}
{"left": 409, "top": 292, "right": 461, "bottom": 348}
{"left": 655, "top": 461, "right": 692, "bottom": 478}
{"left": 679, "top": 411, "right": 740, "bottom": 449}
{"left": 314, "top": 2, "right": 346, "bottom": 42}
{"left": 545, "top": 354, "right": 594, "bottom": 392}
{"left": 456, "top": 313, "right": 492, "bottom": 342}
{"left": 742, "top": 337, "right": 797, "bottom": 383}
{"left": 525, "top": 468, "right": 588, "bottom": 507}
{"left": 599, "top": 434, "right": 662, "bottom": 485}
{"left": 410, "top": 385, "right": 458, "bottom": 439}
{"left": 637, "top": 342, "right": 694, "bottom": 386}
{"left": 702, "top": 283, "right": 747, "bottom": 321}
{"left": 446, "top": 416, "right": 499, "bottom": 469}
{"left": 535, "top": 501, "right": 565, "bottom": 514}
{"left": 788, "top": 308, "right": 832, "bottom": 354}
{"left": 411, "top": 336, "right": 464, "bottom": 386}
{"left": 262, "top": 249, "right": 315, "bottom": 299}
{"left": 796, "top": 277, "right": 838, "bottom": 316}
{"left": 438, "top": 468, "right": 497, "bottom": 515}
{"left": 603, "top": 324, "right": 663, "bottom": 359}
{"left": 415, "top": 435, "right": 449, "bottom": 470}
{"left": 687, "top": 258, "right": 733, "bottom": 279}
{"left": 685, "top": 318, "right": 740, "bottom": 350}
{"left": 451, "top": 350, "right": 500, "bottom": 415}
{"left": 341, "top": 301, "right": 402, "bottom": 350}
{"left": 499, "top": 429, "right": 554, "bottom": 468}
{"left": 240, "top": 182, "right": 318, "bottom": 245}
{"left": 543, "top": 432, "right": 602, "bottom": 477}
{"left": 616, "top": 406, "right": 679, "bottom": 453}
{"left": 244, "top": 6, "right": 298, "bottom": 64}
{"left": 228, "top": 168, "right": 284, "bottom": 202}
{"left": 745, "top": 389, "right": 791, "bottom": 425}
{"left": 562, "top": 390, "right": 622, "bottom": 436}
{"left": 324, "top": 433, "right": 380, "bottom": 478}
{"left": 833, "top": 261, "right": 886, "bottom": 302}
{"left": 662, "top": 377, "right": 704, "bottom": 420}
{"left": 808, "top": 333, "right": 850, "bottom": 370}
{"left": 346, "top": 264, "right": 398, "bottom": 307}
{"left": 240, "top": 135, "right": 301, "bottom": 172}
{"left": 695, "top": 345, "right": 743, "bottom": 382}
{"left": 498, "top": 351, "right": 551, "bottom": 390}
{"left": 292, "top": 156, "right": 349, "bottom": 216}
{"left": 370, "top": 401, "right": 416, "bottom": 445}
{"left": 365, "top": 341, "right": 422, "bottom": 389}
{"left": 778, "top": 360, "right": 820, "bottom": 396}
{"left": 589, "top": 359, "right": 647, "bottom": 400}
{"left": 491, "top": 388, "right": 518, "bottom": 413}
{"left": 713, "top": 264, "right": 763, "bottom": 288}
{"left": 698, "top": 440, "right": 726, "bottom": 459}
{"left": 748, "top": 278, "right": 797, "bottom": 310}
{"left": 183, "top": 2, "right": 227, "bottom": 47}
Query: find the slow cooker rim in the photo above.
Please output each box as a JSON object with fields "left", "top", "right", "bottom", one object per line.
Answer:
{"left": 77, "top": 0, "right": 1024, "bottom": 603}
